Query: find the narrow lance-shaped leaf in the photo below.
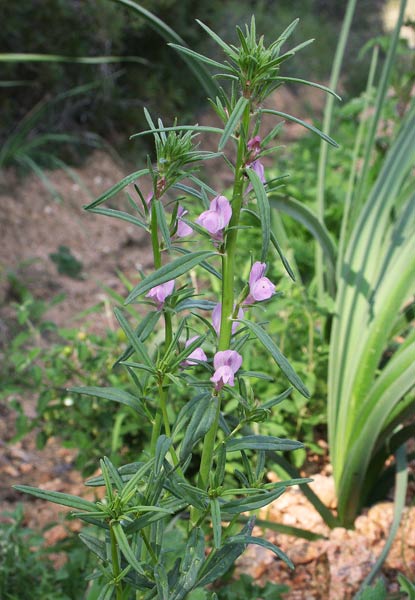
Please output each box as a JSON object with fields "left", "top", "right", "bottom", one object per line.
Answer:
{"left": 210, "top": 498, "right": 222, "bottom": 549}
{"left": 218, "top": 96, "right": 249, "bottom": 151}
{"left": 180, "top": 396, "right": 219, "bottom": 460}
{"left": 228, "top": 535, "right": 294, "bottom": 569}
{"left": 111, "top": 521, "right": 145, "bottom": 575}
{"left": 169, "top": 528, "right": 205, "bottom": 600}
{"left": 238, "top": 319, "right": 310, "bottom": 398}
{"left": 130, "top": 124, "right": 224, "bottom": 140}
{"left": 154, "top": 199, "right": 171, "bottom": 250}
{"left": 196, "top": 519, "right": 255, "bottom": 587}
{"left": 243, "top": 208, "right": 295, "bottom": 280}
{"left": 125, "top": 251, "right": 217, "bottom": 304}
{"left": 13, "top": 485, "right": 98, "bottom": 513}
{"left": 274, "top": 76, "right": 341, "bottom": 100}
{"left": 84, "top": 169, "right": 149, "bottom": 210}
{"left": 260, "top": 108, "right": 339, "bottom": 147}
{"left": 87, "top": 206, "right": 148, "bottom": 231}
{"left": 113, "top": 307, "right": 153, "bottom": 368}
{"left": 269, "top": 196, "right": 337, "bottom": 294}
{"left": 246, "top": 167, "right": 270, "bottom": 261}
{"left": 68, "top": 386, "right": 147, "bottom": 418}
{"left": 221, "top": 487, "right": 286, "bottom": 514}
{"left": 168, "top": 43, "right": 233, "bottom": 72}
{"left": 226, "top": 434, "right": 302, "bottom": 452}
{"left": 79, "top": 532, "right": 107, "bottom": 562}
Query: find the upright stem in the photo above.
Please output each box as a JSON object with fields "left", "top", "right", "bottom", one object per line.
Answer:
{"left": 198, "top": 105, "right": 251, "bottom": 492}
{"left": 110, "top": 525, "right": 123, "bottom": 600}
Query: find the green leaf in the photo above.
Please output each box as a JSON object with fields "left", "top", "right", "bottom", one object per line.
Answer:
{"left": 114, "top": 310, "right": 160, "bottom": 367}
{"left": 112, "top": 522, "right": 145, "bottom": 575}
{"left": 356, "top": 445, "right": 408, "bottom": 595}
{"left": 238, "top": 320, "right": 310, "bottom": 398}
{"left": 218, "top": 96, "right": 249, "bottom": 151}
{"left": 269, "top": 195, "right": 337, "bottom": 292}
{"left": 168, "top": 43, "right": 233, "bottom": 72}
{"left": 260, "top": 108, "right": 339, "bottom": 147}
{"left": 97, "top": 583, "right": 114, "bottom": 600}
{"left": 79, "top": 532, "right": 107, "bottom": 561}
{"left": 125, "top": 251, "right": 217, "bottom": 304}
{"left": 13, "top": 485, "right": 98, "bottom": 513}
{"left": 180, "top": 396, "right": 218, "bottom": 460}
{"left": 227, "top": 535, "right": 294, "bottom": 569}
{"left": 196, "top": 519, "right": 255, "bottom": 587}
{"left": 154, "top": 199, "right": 171, "bottom": 250}
{"left": 210, "top": 498, "right": 222, "bottom": 549}
{"left": 226, "top": 434, "right": 302, "bottom": 452}
{"left": 170, "top": 528, "right": 205, "bottom": 600}
{"left": 84, "top": 169, "right": 149, "bottom": 210}
{"left": 243, "top": 208, "right": 295, "bottom": 280}
{"left": 221, "top": 487, "right": 286, "bottom": 514}
{"left": 172, "top": 393, "right": 211, "bottom": 437}
{"left": 113, "top": 307, "right": 153, "bottom": 367}
{"left": 246, "top": 167, "right": 270, "bottom": 261}
{"left": 87, "top": 206, "right": 148, "bottom": 230}
{"left": 274, "top": 77, "right": 341, "bottom": 100}
{"left": 173, "top": 246, "right": 222, "bottom": 280}
{"left": 0, "top": 52, "right": 146, "bottom": 65}
{"left": 130, "top": 124, "right": 224, "bottom": 140}
{"left": 68, "top": 386, "right": 147, "bottom": 417}
{"left": 155, "top": 435, "right": 172, "bottom": 474}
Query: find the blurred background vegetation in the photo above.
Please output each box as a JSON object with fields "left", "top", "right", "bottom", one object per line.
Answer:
{"left": 1, "top": 0, "right": 387, "bottom": 164}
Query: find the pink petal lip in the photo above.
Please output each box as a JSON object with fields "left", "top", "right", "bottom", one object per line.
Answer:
{"left": 210, "top": 349, "right": 242, "bottom": 390}
{"left": 145, "top": 280, "right": 175, "bottom": 308}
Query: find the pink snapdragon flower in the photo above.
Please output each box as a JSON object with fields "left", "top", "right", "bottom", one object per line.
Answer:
{"left": 182, "top": 336, "right": 207, "bottom": 367}
{"left": 145, "top": 191, "right": 153, "bottom": 208}
{"left": 249, "top": 159, "right": 266, "bottom": 184}
{"left": 245, "top": 262, "right": 275, "bottom": 304}
{"left": 247, "top": 135, "right": 261, "bottom": 158}
{"left": 145, "top": 280, "right": 174, "bottom": 309}
{"left": 246, "top": 136, "right": 266, "bottom": 192}
{"left": 212, "top": 303, "right": 244, "bottom": 336}
{"left": 196, "top": 195, "right": 232, "bottom": 240}
{"left": 211, "top": 350, "right": 243, "bottom": 390}
{"left": 176, "top": 205, "right": 193, "bottom": 238}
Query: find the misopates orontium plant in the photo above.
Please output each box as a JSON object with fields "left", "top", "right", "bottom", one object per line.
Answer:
{"left": 15, "top": 18, "right": 338, "bottom": 599}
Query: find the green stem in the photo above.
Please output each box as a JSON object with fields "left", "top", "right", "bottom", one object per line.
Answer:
{"left": 197, "top": 105, "right": 251, "bottom": 493}
{"left": 110, "top": 525, "right": 123, "bottom": 600}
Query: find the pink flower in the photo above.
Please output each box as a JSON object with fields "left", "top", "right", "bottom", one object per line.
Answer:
{"left": 145, "top": 191, "right": 153, "bottom": 207}
{"left": 212, "top": 303, "right": 244, "bottom": 336}
{"left": 196, "top": 195, "right": 232, "bottom": 240}
{"left": 245, "top": 262, "right": 275, "bottom": 303}
{"left": 182, "top": 336, "right": 207, "bottom": 366}
{"left": 247, "top": 135, "right": 261, "bottom": 158}
{"left": 176, "top": 205, "right": 193, "bottom": 238}
{"left": 145, "top": 280, "right": 174, "bottom": 309}
{"left": 211, "top": 349, "right": 243, "bottom": 390}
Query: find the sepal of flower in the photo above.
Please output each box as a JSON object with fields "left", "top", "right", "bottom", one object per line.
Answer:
{"left": 196, "top": 195, "right": 232, "bottom": 241}
{"left": 145, "top": 280, "right": 175, "bottom": 309}
{"left": 245, "top": 262, "right": 275, "bottom": 303}
{"left": 181, "top": 336, "right": 207, "bottom": 367}
{"left": 176, "top": 205, "right": 193, "bottom": 238}
{"left": 211, "top": 349, "right": 243, "bottom": 391}
{"left": 212, "top": 303, "right": 244, "bottom": 336}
